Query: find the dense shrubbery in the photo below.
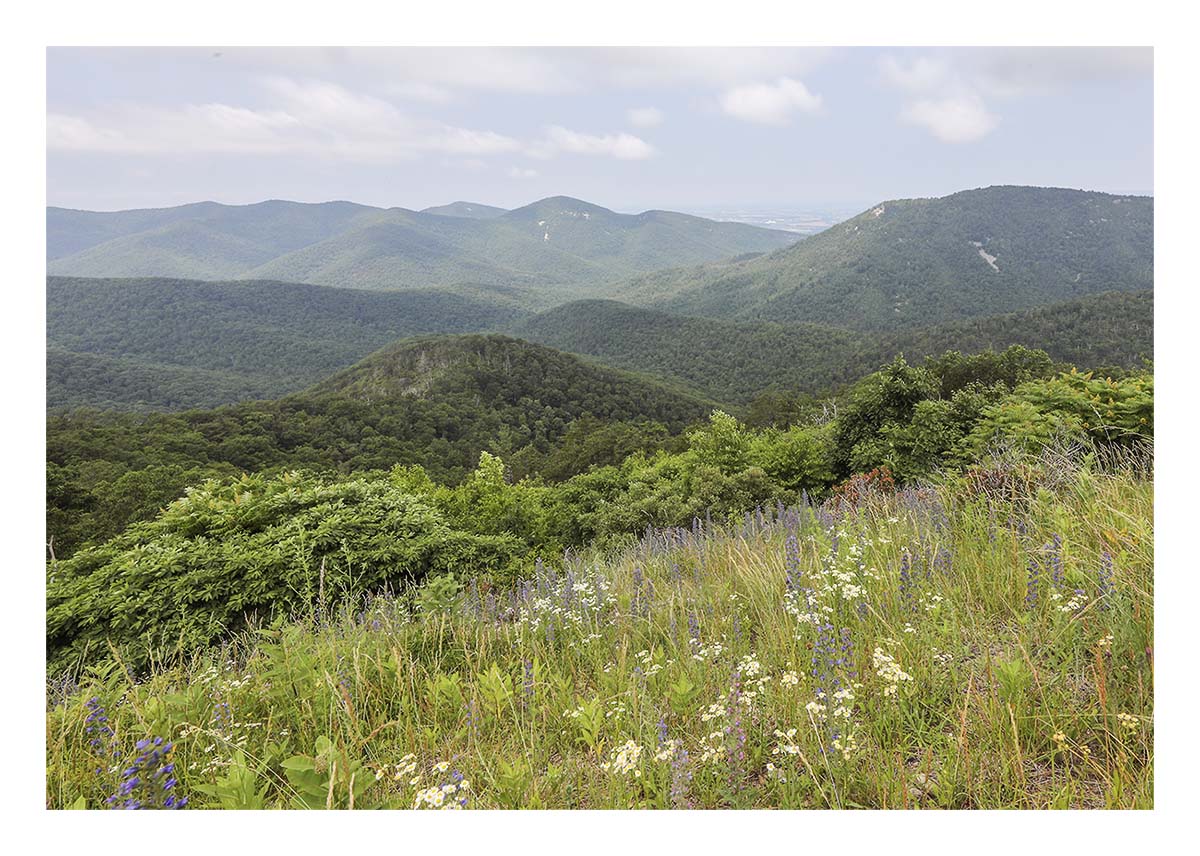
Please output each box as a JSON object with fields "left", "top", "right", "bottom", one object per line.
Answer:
{"left": 46, "top": 347, "right": 1153, "bottom": 671}
{"left": 47, "top": 471, "right": 528, "bottom": 672}
{"left": 46, "top": 335, "right": 711, "bottom": 556}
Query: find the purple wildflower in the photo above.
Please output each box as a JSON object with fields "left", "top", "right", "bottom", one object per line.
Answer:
{"left": 785, "top": 533, "right": 801, "bottom": 593}
{"left": 1026, "top": 556, "right": 1041, "bottom": 610}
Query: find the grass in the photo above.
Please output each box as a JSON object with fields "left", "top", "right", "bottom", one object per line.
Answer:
{"left": 45, "top": 459, "right": 1153, "bottom": 809}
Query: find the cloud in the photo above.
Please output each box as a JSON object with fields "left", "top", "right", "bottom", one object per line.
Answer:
{"left": 719, "top": 77, "right": 822, "bottom": 125}
{"left": 971, "top": 47, "right": 1152, "bottom": 97}
{"left": 47, "top": 77, "right": 522, "bottom": 161}
{"left": 880, "top": 48, "right": 1150, "bottom": 144}
{"left": 598, "top": 47, "right": 834, "bottom": 88}
{"left": 204, "top": 46, "right": 836, "bottom": 94}
{"left": 878, "top": 56, "right": 952, "bottom": 93}
{"left": 880, "top": 54, "right": 1001, "bottom": 144}
{"left": 387, "top": 81, "right": 456, "bottom": 104}
{"left": 900, "top": 95, "right": 998, "bottom": 144}
{"left": 535, "top": 126, "right": 656, "bottom": 160}
{"left": 627, "top": 107, "right": 663, "bottom": 128}
{"left": 507, "top": 166, "right": 538, "bottom": 178}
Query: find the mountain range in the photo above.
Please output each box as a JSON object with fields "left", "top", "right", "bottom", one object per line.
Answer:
{"left": 47, "top": 196, "right": 798, "bottom": 300}
{"left": 46, "top": 185, "right": 1153, "bottom": 413}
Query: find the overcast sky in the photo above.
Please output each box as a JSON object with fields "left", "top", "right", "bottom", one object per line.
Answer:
{"left": 46, "top": 46, "right": 1153, "bottom": 214}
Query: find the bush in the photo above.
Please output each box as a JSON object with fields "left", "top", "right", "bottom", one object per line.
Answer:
{"left": 47, "top": 470, "right": 528, "bottom": 671}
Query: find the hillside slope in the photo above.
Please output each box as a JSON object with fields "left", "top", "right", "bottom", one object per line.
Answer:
{"left": 610, "top": 186, "right": 1152, "bottom": 330}
{"left": 515, "top": 291, "right": 1153, "bottom": 403}
{"left": 47, "top": 276, "right": 532, "bottom": 411}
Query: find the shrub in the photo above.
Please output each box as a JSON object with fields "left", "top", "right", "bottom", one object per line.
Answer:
{"left": 46, "top": 470, "right": 527, "bottom": 671}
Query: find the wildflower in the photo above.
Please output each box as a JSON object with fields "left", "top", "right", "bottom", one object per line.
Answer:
{"left": 872, "top": 647, "right": 913, "bottom": 697}
{"left": 785, "top": 533, "right": 801, "bottom": 592}
{"left": 414, "top": 766, "right": 471, "bottom": 809}
{"left": 670, "top": 747, "right": 693, "bottom": 809}
{"left": 600, "top": 740, "right": 643, "bottom": 777}
{"left": 772, "top": 728, "right": 801, "bottom": 756}
{"left": 780, "top": 671, "right": 800, "bottom": 686}
{"left": 1116, "top": 712, "right": 1139, "bottom": 733}
{"left": 1047, "top": 535, "right": 1064, "bottom": 590}
{"left": 1025, "top": 556, "right": 1041, "bottom": 610}
{"left": 105, "top": 737, "right": 186, "bottom": 810}
{"left": 831, "top": 732, "right": 858, "bottom": 760}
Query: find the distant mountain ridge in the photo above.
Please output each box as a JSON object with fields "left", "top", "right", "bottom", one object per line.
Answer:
{"left": 47, "top": 275, "right": 532, "bottom": 411}
{"left": 47, "top": 196, "right": 799, "bottom": 298}
{"left": 515, "top": 291, "right": 1153, "bottom": 404}
{"left": 608, "top": 186, "right": 1153, "bottom": 330}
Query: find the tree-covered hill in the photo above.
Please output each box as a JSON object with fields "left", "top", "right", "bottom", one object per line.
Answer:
{"left": 47, "top": 197, "right": 798, "bottom": 295}
{"left": 514, "top": 291, "right": 1153, "bottom": 404}
{"left": 47, "top": 334, "right": 714, "bottom": 556}
{"left": 47, "top": 200, "right": 383, "bottom": 268}
{"left": 304, "top": 334, "right": 715, "bottom": 426}
{"left": 48, "top": 349, "right": 283, "bottom": 412}
{"left": 47, "top": 276, "right": 534, "bottom": 410}
{"left": 49, "top": 276, "right": 1152, "bottom": 413}
{"left": 609, "top": 186, "right": 1152, "bottom": 330}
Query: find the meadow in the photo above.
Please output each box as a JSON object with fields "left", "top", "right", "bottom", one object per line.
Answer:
{"left": 45, "top": 448, "right": 1152, "bottom": 809}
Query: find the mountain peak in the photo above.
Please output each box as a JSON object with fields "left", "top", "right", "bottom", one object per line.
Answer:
{"left": 420, "top": 201, "right": 508, "bottom": 220}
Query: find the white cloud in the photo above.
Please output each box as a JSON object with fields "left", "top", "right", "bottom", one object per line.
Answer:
{"left": 719, "top": 77, "right": 822, "bottom": 125}
{"left": 47, "top": 77, "right": 522, "bottom": 161}
{"left": 879, "top": 54, "right": 1001, "bottom": 144}
{"left": 878, "top": 56, "right": 952, "bottom": 93}
{"left": 900, "top": 95, "right": 999, "bottom": 144}
{"left": 209, "top": 46, "right": 835, "bottom": 94}
{"left": 879, "top": 48, "right": 1150, "bottom": 144}
{"left": 535, "top": 126, "right": 656, "bottom": 160}
{"left": 627, "top": 107, "right": 663, "bottom": 128}
{"left": 507, "top": 166, "right": 538, "bottom": 178}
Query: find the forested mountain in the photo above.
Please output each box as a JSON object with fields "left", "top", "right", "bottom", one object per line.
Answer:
{"left": 47, "top": 197, "right": 798, "bottom": 295}
{"left": 420, "top": 201, "right": 508, "bottom": 219}
{"left": 608, "top": 186, "right": 1152, "bottom": 330}
{"left": 48, "top": 275, "right": 1153, "bottom": 413}
{"left": 47, "top": 334, "right": 713, "bottom": 556}
{"left": 47, "top": 276, "right": 533, "bottom": 410}
{"left": 515, "top": 291, "right": 1153, "bottom": 404}
{"left": 46, "top": 200, "right": 381, "bottom": 269}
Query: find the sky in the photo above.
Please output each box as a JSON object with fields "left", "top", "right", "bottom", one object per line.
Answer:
{"left": 46, "top": 46, "right": 1153, "bottom": 215}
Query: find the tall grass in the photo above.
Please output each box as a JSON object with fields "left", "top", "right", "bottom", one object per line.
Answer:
{"left": 46, "top": 462, "right": 1153, "bottom": 809}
